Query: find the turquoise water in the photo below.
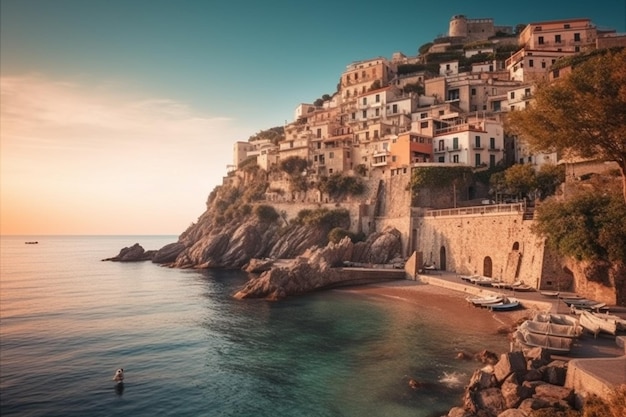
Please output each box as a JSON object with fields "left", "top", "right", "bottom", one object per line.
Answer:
{"left": 0, "top": 235, "right": 509, "bottom": 417}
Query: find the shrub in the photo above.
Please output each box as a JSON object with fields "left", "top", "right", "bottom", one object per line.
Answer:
{"left": 254, "top": 205, "right": 280, "bottom": 223}
{"left": 328, "top": 227, "right": 356, "bottom": 244}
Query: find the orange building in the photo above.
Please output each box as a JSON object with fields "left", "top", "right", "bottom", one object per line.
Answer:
{"left": 389, "top": 132, "right": 434, "bottom": 169}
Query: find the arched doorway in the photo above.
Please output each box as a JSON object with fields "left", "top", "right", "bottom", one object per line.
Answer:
{"left": 439, "top": 246, "right": 447, "bottom": 271}
{"left": 483, "top": 256, "right": 493, "bottom": 277}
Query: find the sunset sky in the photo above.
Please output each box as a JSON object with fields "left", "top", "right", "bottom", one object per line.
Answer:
{"left": 2, "top": 0, "right": 624, "bottom": 235}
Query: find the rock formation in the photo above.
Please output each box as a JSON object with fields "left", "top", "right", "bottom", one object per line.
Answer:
{"left": 101, "top": 243, "right": 156, "bottom": 262}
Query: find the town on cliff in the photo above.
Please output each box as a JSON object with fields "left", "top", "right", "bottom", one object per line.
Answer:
{"left": 106, "top": 15, "right": 626, "bottom": 306}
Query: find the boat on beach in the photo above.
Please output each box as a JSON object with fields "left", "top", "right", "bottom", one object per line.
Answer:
{"left": 513, "top": 328, "right": 573, "bottom": 353}
{"left": 532, "top": 313, "right": 579, "bottom": 327}
{"left": 519, "top": 319, "right": 582, "bottom": 338}
{"left": 466, "top": 294, "right": 503, "bottom": 307}
{"left": 578, "top": 310, "right": 618, "bottom": 337}
{"left": 540, "top": 291, "right": 559, "bottom": 298}
{"left": 489, "top": 297, "right": 521, "bottom": 311}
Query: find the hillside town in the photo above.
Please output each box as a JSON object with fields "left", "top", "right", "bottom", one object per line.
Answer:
{"left": 231, "top": 15, "right": 625, "bottom": 196}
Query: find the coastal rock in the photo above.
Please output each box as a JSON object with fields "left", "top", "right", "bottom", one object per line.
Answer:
{"left": 496, "top": 409, "right": 528, "bottom": 417}
{"left": 244, "top": 258, "right": 275, "bottom": 273}
{"left": 102, "top": 243, "right": 155, "bottom": 262}
{"left": 533, "top": 384, "right": 574, "bottom": 405}
{"left": 493, "top": 351, "right": 527, "bottom": 383}
{"left": 474, "top": 387, "right": 507, "bottom": 417}
{"left": 501, "top": 374, "right": 533, "bottom": 409}
{"left": 152, "top": 242, "right": 185, "bottom": 264}
{"left": 541, "top": 360, "right": 568, "bottom": 386}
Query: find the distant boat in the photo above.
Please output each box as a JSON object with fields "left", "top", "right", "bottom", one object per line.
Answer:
{"left": 24, "top": 241, "right": 39, "bottom": 244}
{"left": 519, "top": 319, "right": 582, "bottom": 338}
{"left": 466, "top": 294, "right": 503, "bottom": 307}
{"left": 540, "top": 291, "right": 560, "bottom": 298}
{"left": 513, "top": 328, "right": 573, "bottom": 353}
{"left": 489, "top": 297, "right": 521, "bottom": 311}
{"left": 532, "top": 313, "right": 579, "bottom": 327}
{"left": 511, "top": 281, "right": 534, "bottom": 292}
{"left": 578, "top": 310, "right": 617, "bottom": 337}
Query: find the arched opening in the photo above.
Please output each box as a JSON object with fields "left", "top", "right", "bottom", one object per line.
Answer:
{"left": 512, "top": 242, "right": 520, "bottom": 251}
{"left": 439, "top": 246, "right": 447, "bottom": 271}
{"left": 483, "top": 256, "right": 493, "bottom": 277}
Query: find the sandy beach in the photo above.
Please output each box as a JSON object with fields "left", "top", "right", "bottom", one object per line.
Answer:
{"left": 341, "top": 280, "right": 530, "bottom": 340}
{"left": 341, "top": 279, "right": 626, "bottom": 360}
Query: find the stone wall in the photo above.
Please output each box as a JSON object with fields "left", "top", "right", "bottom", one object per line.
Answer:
{"left": 411, "top": 207, "right": 546, "bottom": 285}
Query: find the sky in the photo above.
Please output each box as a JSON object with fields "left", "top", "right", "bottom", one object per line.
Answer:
{"left": 1, "top": 0, "right": 625, "bottom": 235}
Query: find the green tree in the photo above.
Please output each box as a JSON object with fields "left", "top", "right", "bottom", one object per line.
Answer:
{"left": 535, "top": 164, "right": 565, "bottom": 199}
{"left": 506, "top": 48, "right": 626, "bottom": 202}
{"left": 504, "top": 164, "right": 536, "bottom": 199}
{"left": 532, "top": 190, "right": 626, "bottom": 263}
{"left": 279, "top": 156, "right": 308, "bottom": 176}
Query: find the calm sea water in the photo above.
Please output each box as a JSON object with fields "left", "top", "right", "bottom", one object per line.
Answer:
{"left": 0, "top": 235, "right": 509, "bottom": 417}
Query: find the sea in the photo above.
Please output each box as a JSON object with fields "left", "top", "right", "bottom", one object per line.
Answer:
{"left": 0, "top": 235, "right": 510, "bottom": 417}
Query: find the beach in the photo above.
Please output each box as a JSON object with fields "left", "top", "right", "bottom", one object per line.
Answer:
{"left": 341, "top": 280, "right": 528, "bottom": 343}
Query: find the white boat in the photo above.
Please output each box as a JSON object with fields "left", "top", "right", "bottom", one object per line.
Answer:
{"left": 511, "top": 281, "right": 534, "bottom": 292}
{"left": 466, "top": 294, "right": 503, "bottom": 307}
{"left": 540, "top": 291, "right": 560, "bottom": 298}
{"left": 590, "top": 312, "right": 626, "bottom": 332}
{"left": 490, "top": 297, "right": 521, "bottom": 311}
{"left": 532, "top": 313, "right": 579, "bottom": 327}
{"left": 513, "top": 328, "right": 573, "bottom": 353}
{"left": 579, "top": 310, "right": 617, "bottom": 336}
{"left": 470, "top": 276, "right": 494, "bottom": 286}
{"left": 491, "top": 281, "right": 513, "bottom": 289}
{"left": 519, "top": 320, "right": 582, "bottom": 338}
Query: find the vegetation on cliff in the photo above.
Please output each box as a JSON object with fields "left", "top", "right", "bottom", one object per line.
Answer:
{"left": 532, "top": 175, "right": 626, "bottom": 264}
{"left": 506, "top": 47, "right": 626, "bottom": 203}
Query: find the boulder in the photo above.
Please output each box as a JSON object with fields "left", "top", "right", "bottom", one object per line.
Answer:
{"left": 501, "top": 374, "right": 533, "bottom": 409}
{"left": 541, "top": 360, "right": 568, "bottom": 386}
{"left": 152, "top": 242, "right": 185, "bottom": 264}
{"left": 497, "top": 409, "right": 528, "bottom": 417}
{"left": 534, "top": 384, "right": 574, "bottom": 405}
{"left": 102, "top": 243, "right": 154, "bottom": 262}
{"left": 475, "top": 387, "right": 507, "bottom": 417}
{"left": 493, "top": 351, "right": 527, "bottom": 383}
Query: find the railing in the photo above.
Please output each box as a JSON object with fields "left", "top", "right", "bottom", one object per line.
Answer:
{"left": 423, "top": 202, "right": 525, "bottom": 218}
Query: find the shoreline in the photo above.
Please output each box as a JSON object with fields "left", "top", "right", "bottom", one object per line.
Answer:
{"left": 336, "top": 280, "right": 530, "bottom": 342}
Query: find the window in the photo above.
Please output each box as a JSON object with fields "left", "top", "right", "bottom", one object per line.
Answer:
{"left": 453, "top": 137, "right": 458, "bottom": 149}
{"left": 453, "top": 155, "right": 459, "bottom": 163}
{"left": 392, "top": 104, "right": 398, "bottom": 113}
{"left": 329, "top": 152, "right": 334, "bottom": 159}
{"left": 541, "top": 61, "right": 546, "bottom": 69}
{"left": 375, "top": 94, "right": 380, "bottom": 102}
{"left": 475, "top": 154, "right": 481, "bottom": 166}
{"left": 375, "top": 108, "right": 380, "bottom": 116}
{"left": 510, "top": 91, "right": 515, "bottom": 99}
{"left": 538, "top": 36, "right": 544, "bottom": 45}
{"left": 564, "top": 24, "right": 570, "bottom": 29}
{"left": 362, "top": 97, "right": 367, "bottom": 105}
{"left": 365, "top": 132, "right": 369, "bottom": 140}
{"left": 329, "top": 168, "right": 333, "bottom": 174}
{"left": 490, "top": 137, "right": 495, "bottom": 149}
{"left": 524, "top": 88, "right": 531, "bottom": 97}
{"left": 529, "top": 59, "right": 534, "bottom": 67}
{"left": 475, "top": 136, "right": 481, "bottom": 148}
{"left": 420, "top": 112, "right": 427, "bottom": 119}
{"left": 373, "top": 130, "right": 379, "bottom": 139}
{"left": 438, "top": 156, "right": 445, "bottom": 162}
{"left": 316, "top": 129, "right": 321, "bottom": 138}
{"left": 493, "top": 101, "right": 501, "bottom": 111}
{"left": 420, "top": 121, "right": 428, "bottom": 129}
{"left": 490, "top": 155, "right": 496, "bottom": 167}
{"left": 392, "top": 155, "right": 396, "bottom": 162}
{"left": 574, "top": 33, "right": 581, "bottom": 42}
{"left": 438, "top": 140, "right": 445, "bottom": 151}
{"left": 471, "top": 88, "right": 476, "bottom": 95}
{"left": 447, "top": 89, "right": 460, "bottom": 101}
{"left": 362, "top": 110, "right": 367, "bottom": 118}
{"left": 555, "top": 35, "right": 561, "bottom": 44}
{"left": 351, "top": 112, "right": 356, "bottom": 120}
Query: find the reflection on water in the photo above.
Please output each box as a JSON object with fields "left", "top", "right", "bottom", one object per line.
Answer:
{"left": 0, "top": 236, "right": 510, "bottom": 417}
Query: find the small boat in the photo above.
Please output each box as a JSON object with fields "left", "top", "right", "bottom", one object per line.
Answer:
{"left": 490, "top": 297, "right": 521, "bottom": 311}
{"left": 519, "top": 320, "right": 582, "bottom": 338}
{"left": 491, "top": 281, "right": 513, "bottom": 290}
{"left": 564, "top": 299, "right": 608, "bottom": 312}
{"left": 470, "top": 276, "right": 494, "bottom": 286}
{"left": 25, "top": 241, "right": 39, "bottom": 244}
{"left": 540, "top": 291, "right": 560, "bottom": 298}
{"left": 513, "top": 328, "right": 573, "bottom": 353}
{"left": 579, "top": 310, "right": 617, "bottom": 336}
{"left": 511, "top": 281, "right": 535, "bottom": 292}
{"left": 532, "top": 313, "right": 579, "bottom": 327}
{"left": 466, "top": 294, "right": 503, "bottom": 307}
